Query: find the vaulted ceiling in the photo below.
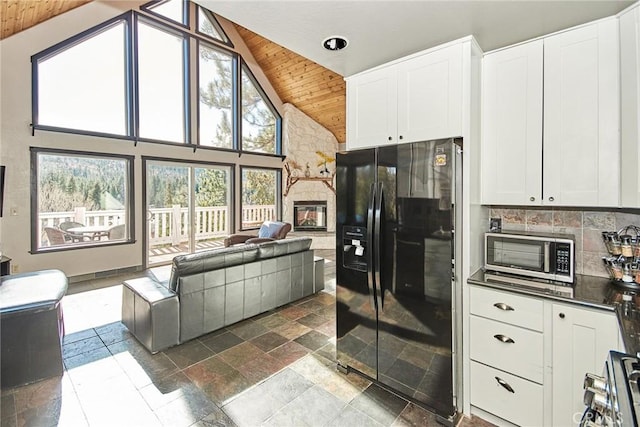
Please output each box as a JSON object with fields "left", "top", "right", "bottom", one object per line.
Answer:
{"left": 0, "top": 0, "right": 347, "bottom": 144}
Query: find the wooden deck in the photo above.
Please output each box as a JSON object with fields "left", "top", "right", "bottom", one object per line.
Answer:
{"left": 148, "top": 239, "right": 225, "bottom": 266}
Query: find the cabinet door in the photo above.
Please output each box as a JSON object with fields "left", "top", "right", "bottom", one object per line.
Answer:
{"left": 346, "top": 66, "right": 397, "bottom": 150}
{"left": 481, "top": 40, "right": 543, "bottom": 205}
{"left": 397, "top": 43, "right": 463, "bottom": 142}
{"left": 552, "top": 304, "right": 621, "bottom": 426}
{"left": 543, "top": 19, "right": 620, "bottom": 206}
{"left": 620, "top": 6, "right": 640, "bottom": 207}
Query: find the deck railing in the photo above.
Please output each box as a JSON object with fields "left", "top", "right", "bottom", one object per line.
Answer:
{"left": 38, "top": 205, "right": 276, "bottom": 247}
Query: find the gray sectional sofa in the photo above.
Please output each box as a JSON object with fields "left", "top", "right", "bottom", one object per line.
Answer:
{"left": 121, "top": 237, "right": 321, "bottom": 353}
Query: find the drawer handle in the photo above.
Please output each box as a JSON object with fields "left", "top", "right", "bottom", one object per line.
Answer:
{"left": 493, "top": 302, "right": 514, "bottom": 311}
{"left": 495, "top": 376, "right": 515, "bottom": 393}
{"left": 494, "top": 334, "right": 515, "bottom": 344}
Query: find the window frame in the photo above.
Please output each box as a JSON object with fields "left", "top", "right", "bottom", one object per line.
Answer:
{"left": 196, "top": 6, "right": 233, "bottom": 48}
{"left": 196, "top": 39, "right": 238, "bottom": 151}
{"left": 140, "top": 0, "right": 190, "bottom": 29}
{"left": 30, "top": 3, "right": 283, "bottom": 159}
{"left": 30, "top": 147, "right": 136, "bottom": 253}
{"left": 239, "top": 166, "right": 282, "bottom": 231}
{"left": 239, "top": 59, "right": 282, "bottom": 156}
{"left": 31, "top": 12, "right": 135, "bottom": 141}
{"left": 133, "top": 13, "right": 191, "bottom": 145}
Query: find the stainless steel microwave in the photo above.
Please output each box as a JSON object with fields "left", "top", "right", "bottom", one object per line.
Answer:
{"left": 485, "top": 231, "right": 575, "bottom": 283}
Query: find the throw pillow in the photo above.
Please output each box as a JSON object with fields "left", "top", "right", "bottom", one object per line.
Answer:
{"left": 258, "top": 221, "right": 283, "bottom": 238}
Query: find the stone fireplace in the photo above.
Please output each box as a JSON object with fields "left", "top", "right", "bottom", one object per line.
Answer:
{"left": 293, "top": 201, "right": 327, "bottom": 231}
{"left": 282, "top": 103, "right": 340, "bottom": 249}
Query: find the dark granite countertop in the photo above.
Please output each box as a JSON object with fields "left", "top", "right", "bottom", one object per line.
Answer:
{"left": 468, "top": 269, "right": 640, "bottom": 356}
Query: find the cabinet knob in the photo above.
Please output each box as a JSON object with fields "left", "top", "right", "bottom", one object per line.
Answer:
{"left": 559, "top": 312, "right": 565, "bottom": 319}
{"left": 388, "top": 136, "right": 392, "bottom": 141}
{"left": 530, "top": 196, "right": 535, "bottom": 202}
{"left": 548, "top": 196, "right": 555, "bottom": 202}
{"left": 399, "top": 135, "right": 403, "bottom": 140}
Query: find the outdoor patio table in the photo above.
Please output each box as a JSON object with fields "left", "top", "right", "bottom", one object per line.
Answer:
{"left": 67, "top": 225, "right": 110, "bottom": 240}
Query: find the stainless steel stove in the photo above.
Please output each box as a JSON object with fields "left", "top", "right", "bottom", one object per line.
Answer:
{"left": 582, "top": 351, "right": 639, "bottom": 426}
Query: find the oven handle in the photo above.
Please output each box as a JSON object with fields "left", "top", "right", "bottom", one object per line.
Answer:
{"left": 544, "top": 242, "right": 551, "bottom": 273}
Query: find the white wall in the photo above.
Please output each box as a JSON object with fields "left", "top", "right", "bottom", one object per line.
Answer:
{"left": 0, "top": 1, "right": 285, "bottom": 278}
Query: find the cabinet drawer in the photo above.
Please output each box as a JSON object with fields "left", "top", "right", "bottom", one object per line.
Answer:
{"left": 470, "top": 285, "right": 543, "bottom": 331}
{"left": 470, "top": 315, "right": 543, "bottom": 383}
{"left": 471, "top": 361, "right": 543, "bottom": 426}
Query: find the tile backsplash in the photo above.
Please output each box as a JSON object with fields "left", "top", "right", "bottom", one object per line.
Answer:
{"left": 489, "top": 207, "right": 640, "bottom": 278}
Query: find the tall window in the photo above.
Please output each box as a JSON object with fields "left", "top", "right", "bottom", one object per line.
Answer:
{"left": 142, "top": 0, "right": 187, "bottom": 26}
{"left": 35, "top": 20, "right": 128, "bottom": 136}
{"left": 32, "top": 4, "right": 281, "bottom": 151}
{"left": 197, "top": 6, "right": 231, "bottom": 45}
{"left": 32, "top": 149, "right": 133, "bottom": 252}
{"left": 137, "top": 19, "right": 187, "bottom": 143}
{"left": 199, "top": 43, "right": 233, "bottom": 149}
{"left": 241, "top": 64, "right": 278, "bottom": 154}
{"left": 241, "top": 168, "right": 280, "bottom": 229}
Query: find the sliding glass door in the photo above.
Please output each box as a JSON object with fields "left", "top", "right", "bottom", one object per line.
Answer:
{"left": 146, "top": 160, "right": 232, "bottom": 266}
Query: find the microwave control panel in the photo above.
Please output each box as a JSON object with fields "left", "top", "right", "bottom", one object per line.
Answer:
{"left": 555, "top": 243, "right": 571, "bottom": 274}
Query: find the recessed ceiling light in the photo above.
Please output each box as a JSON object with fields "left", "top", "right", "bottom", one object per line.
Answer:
{"left": 322, "top": 36, "right": 348, "bottom": 51}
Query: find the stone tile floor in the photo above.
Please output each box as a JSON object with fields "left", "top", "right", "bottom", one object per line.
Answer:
{"left": 1, "top": 250, "right": 493, "bottom": 427}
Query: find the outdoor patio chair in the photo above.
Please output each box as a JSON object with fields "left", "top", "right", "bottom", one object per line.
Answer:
{"left": 59, "top": 221, "right": 86, "bottom": 242}
{"left": 44, "top": 227, "right": 71, "bottom": 246}
{"left": 223, "top": 221, "right": 292, "bottom": 247}
{"left": 107, "top": 224, "right": 125, "bottom": 240}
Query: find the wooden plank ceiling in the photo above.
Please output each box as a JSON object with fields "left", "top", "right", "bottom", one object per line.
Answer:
{"left": 0, "top": 1, "right": 346, "bottom": 144}
{"left": 1, "top": 0, "right": 91, "bottom": 39}
{"left": 234, "top": 25, "right": 346, "bottom": 144}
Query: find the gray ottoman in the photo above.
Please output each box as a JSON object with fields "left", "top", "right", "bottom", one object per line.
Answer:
{"left": 122, "top": 276, "right": 179, "bottom": 353}
{"left": 0, "top": 269, "right": 67, "bottom": 388}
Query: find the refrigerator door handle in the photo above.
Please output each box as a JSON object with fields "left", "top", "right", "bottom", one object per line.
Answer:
{"left": 366, "top": 183, "right": 376, "bottom": 310}
{"left": 374, "top": 182, "right": 384, "bottom": 311}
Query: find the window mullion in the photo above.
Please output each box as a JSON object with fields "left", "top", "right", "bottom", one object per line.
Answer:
{"left": 233, "top": 55, "right": 241, "bottom": 151}
{"left": 132, "top": 13, "right": 141, "bottom": 141}
{"left": 125, "top": 12, "right": 136, "bottom": 139}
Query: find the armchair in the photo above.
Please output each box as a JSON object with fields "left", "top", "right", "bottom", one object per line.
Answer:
{"left": 223, "top": 221, "right": 291, "bottom": 247}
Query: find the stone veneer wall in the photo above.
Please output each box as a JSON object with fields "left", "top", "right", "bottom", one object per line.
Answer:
{"left": 282, "top": 103, "right": 340, "bottom": 249}
{"left": 489, "top": 207, "right": 640, "bottom": 278}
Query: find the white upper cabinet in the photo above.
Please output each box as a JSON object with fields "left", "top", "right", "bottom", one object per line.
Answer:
{"left": 544, "top": 19, "right": 620, "bottom": 207}
{"left": 346, "top": 43, "right": 463, "bottom": 150}
{"left": 481, "top": 40, "right": 543, "bottom": 205}
{"left": 481, "top": 18, "right": 620, "bottom": 207}
{"left": 620, "top": 4, "right": 640, "bottom": 207}
{"left": 396, "top": 43, "right": 463, "bottom": 143}
{"left": 346, "top": 66, "right": 397, "bottom": 150}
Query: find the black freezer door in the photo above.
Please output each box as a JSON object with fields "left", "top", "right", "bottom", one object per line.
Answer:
{"left": 377, "top": 140, "right": 455, "bottom": 418}
{"left": 336, "top": 147, "right": 378, "bottom": 380}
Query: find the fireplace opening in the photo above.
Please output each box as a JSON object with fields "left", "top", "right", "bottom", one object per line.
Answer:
{"left": 293, "top": 201, "right": 327, "bottom": 231}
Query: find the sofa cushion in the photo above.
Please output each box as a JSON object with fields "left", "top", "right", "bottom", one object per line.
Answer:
{"left": 168, "top": 244, "right": 259, "bottom": 292}
{"left": 257, "top": 237, "right": 312, "bottom": 260}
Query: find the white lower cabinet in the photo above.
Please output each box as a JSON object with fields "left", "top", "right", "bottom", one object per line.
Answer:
{"left": 470, "top": 286, "right": 545, "bottom": 426}
{"left": 470, "top": 361, "right": 544, "bottom": 427}
{"left": 551, "top": 303, "right": 621, "bottom": 426}
{"left": 469, "top": 285, "right": 622, "bottom": 426}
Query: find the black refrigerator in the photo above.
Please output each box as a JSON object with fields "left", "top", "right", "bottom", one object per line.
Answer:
{"left": 336, "top": 138, "right": 461, "bottom": 424}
